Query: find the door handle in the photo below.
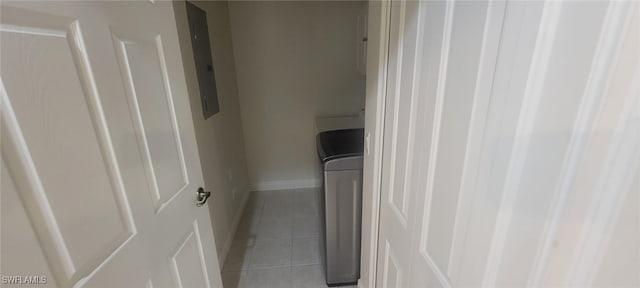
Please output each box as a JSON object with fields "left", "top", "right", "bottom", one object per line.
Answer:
{"left": 196, "top": 187, "right": 211, "bottom": 207}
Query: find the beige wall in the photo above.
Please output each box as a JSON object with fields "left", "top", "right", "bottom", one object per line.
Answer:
{"left": 174, "top": 0, "right": 250, "bottom": 263}
{"left": 228, "top": 1, "right": 367, "bottom": 191}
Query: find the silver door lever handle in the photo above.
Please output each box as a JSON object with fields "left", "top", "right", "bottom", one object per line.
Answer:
{"left": 196, "top": 187, "right": 211, "bottom": 207}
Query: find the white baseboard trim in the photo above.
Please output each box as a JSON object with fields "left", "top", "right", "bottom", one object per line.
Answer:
{"left": 218, "top": 189, "right": 251, "bottom": 265}
{"left": 249, "top": 178, "right": 321, "bottom": 192}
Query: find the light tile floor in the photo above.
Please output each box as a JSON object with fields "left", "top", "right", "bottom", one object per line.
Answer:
{"left": 222, "top": 189, "right": 356, "bottom": 288}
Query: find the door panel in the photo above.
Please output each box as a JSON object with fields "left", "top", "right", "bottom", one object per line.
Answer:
{"left": 112, "top": 31, "right": 190, "bottom": 211}
{"left": 376, "top": 1, "right": 639, "bottom": 287}
{"left": 425, "top": 1, "right": 491, "bottom": 269}
{"left": 1, "top": 7, "right": 138, "bottom": 284}
{"left": 489, "top": 3, "right": 610, "bottom": 286}
{"left": 170, "top": 221, "right": 211, "bottom": 288}
{"left": 1, "top": 159, "right": 58, "bottom": 288}
{"left": 381, "top": 242, "right": 401, "bottom": 288}
{"left": 1, "top": 1, "right": 222, "bottom": 287}
{"left": 376, "top": 1, "right": 423, "bottom": 287}
{"left": 377, "top": 1, "right": 505, "bottom": 287}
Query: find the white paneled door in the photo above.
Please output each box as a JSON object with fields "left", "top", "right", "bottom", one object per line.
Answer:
{"left": 1, "top": 1, "right": 223, "bottom": 288}
{"left": 377, "top": 1, "right": 639, "bottom": 287}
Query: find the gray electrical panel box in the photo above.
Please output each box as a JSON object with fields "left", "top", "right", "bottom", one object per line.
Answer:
{"left": 186, "top": 1, "right": 219, "bottom": 119}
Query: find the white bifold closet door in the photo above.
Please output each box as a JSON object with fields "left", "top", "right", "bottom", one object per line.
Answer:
{"left": 377, "top": 1, "right": 639, "bottom": 287}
